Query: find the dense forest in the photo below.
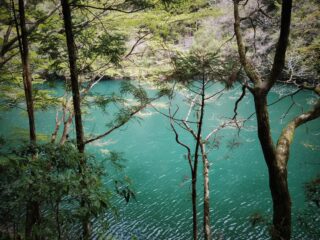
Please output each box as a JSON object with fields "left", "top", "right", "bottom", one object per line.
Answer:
{"left": 0, "top": 0, "right": 319, "bottom": 239}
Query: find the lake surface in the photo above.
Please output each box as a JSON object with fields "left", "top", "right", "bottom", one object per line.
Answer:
{"left": 0, "top": 80, "right": 319, "bottom": 239}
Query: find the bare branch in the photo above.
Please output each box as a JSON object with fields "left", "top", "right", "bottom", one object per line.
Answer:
{"left": 280, "top": 102, "right": 294, "bottom": 121}
{"left": 51, "top": 111, "right": 62, "bottom": 143}
{"left": 185, "top": 95, "right": 198, "bottom": 122}
{"left": 232, "top": 85, "right": 246, "bottom": 120}
{"left": 205, "top": 120, "right": 240, "bottom": 141}
{"left": 204, "top": 87, "right": 225, "bottom": 101}
{"left": 1, "top": 25, "right": 13, "bottom": 56}
{"left": 169, "top": 105, "right": 193, "bottom": 170}
{"left": 80, "top": 75, "right": 104, "bottom": 95}
{"left": 0, "top": 51, "right": 19, "bottom": 68}
{"left": 182, "top": 120, "right": 197, "bottom": 139}
{"left": 149, "top": 103, "right": 198, "bottom": 124}
{"left": 267, "top": 88, "right": 302, "bottom": 107}
{"left": 233, "top": 1, "right": 262, "bottom": 85}
{"left": 124, "top": 32, "right": 150, "bottom": 59}
{"left": 243, "top": 87, "right": 303, "bottom": 125}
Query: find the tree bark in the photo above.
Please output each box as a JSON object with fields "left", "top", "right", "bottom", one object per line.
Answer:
{"left": 191, "top": 172, "right": 198, "bottom": 240}
{"left": 59, "top": 112, "right": 73, "bottom": 145}
{"left": 60, "top": 0, "right": 85, "bottom": 154}
{"left": 270, "top": 100, "right": 320, "bottom": 239}
{"left": 253, "top": 92, "right": 292, "bottom": 240}
{"left": 253, "top": 93, "right": 276, "bottom": 167}
{"left": 268, "top": 166, "right": 291, "bottom": 240}
{"left": 60, "top": 0, "right": 89, "bottom": 239}
{"left": 17, "top": 0, "right": 36, "bottom": 144}
{"left": 269, "top": 0, "right": 292, "bottom": 88}
{"left": 233, "top": 1, "right": 295, "bottom": 239}
{"left": 200, "top": 143, "right": 211, "bottom": 240}
{"left": 12, "top": 0, "right": 40, "bottom": 238}
{"left": 25, "top": 202, "right": 40, "bottom": 240}
{"left": 190, "top": 77, "right": 206, "bottom": 240}
{"left": 51, "top": 111, "right": 62, "bottom": 143}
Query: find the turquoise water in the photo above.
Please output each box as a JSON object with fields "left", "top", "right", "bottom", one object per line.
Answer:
{"left": 0, "top": 81, "right": 319, "bottom": 239}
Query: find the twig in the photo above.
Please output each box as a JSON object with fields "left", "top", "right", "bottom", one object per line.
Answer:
{"left": 232, "top": 85, "right": 246, "bottom": 120}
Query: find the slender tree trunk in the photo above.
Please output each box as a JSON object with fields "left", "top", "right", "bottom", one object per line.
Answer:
{"left": 17, "top": 0, "right": 36, "bottom": 144}
{"left": 51, "top": 111, "right": 61, "bottom": 143}
{"left": 191, "top": 172, "right": 198, "bottom": 240}
{"left": 191, "top": 77, "right": 206, "bottom": 240}
{"left": 60, "top": 0, "right": 84, "bottom": 153}
{"left": 59, "top": 114, "right": 73, "bottom": 145}
{"left": 200, "top": 143, "right": 211, "bottom": 240}
{"left": 60, "top": 0, "right": 89, "bottom": 239}
{"left": 12, "top": 0, "right": 40, "bottom": 238}
{"left": 253, "top": 92, "right": 291, "bottom": 240}
{"left": 55, "top": 199, "right": 61, "bottom": 240}
{"left": 25, "top": 203, "right": 40, "bottom": 240}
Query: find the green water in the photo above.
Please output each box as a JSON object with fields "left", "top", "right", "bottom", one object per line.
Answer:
{"left": 0, "top": 81, "right": 319, "bottom": 239}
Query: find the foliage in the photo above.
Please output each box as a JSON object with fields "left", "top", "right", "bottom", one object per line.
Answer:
{"left": 0, "top": 142, "right": 127, "bottom": 239}
{"left": 169, "top": 49, "right": 236, "bottom": 89}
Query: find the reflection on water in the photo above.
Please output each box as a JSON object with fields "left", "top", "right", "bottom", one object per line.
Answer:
{"left": 0, "top": 81, "right": 319, "bottom": 239}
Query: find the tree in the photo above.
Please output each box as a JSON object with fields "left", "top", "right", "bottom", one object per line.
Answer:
{"left": 232, "top": 0, "right": 320, "bottom": 239}
{"left": 0, "top": 1, "right": 60, "bottom": 70}
{"left": 11, "top": 0, "right": 41, "bottom": 238}
{"left": 59, "top": 0, "right": 91, "bottom": 239}
{"left": 58, "top": 1, "right": 160, "bottom": 239}
{"left": 167, "top": 50, "right": 238, "bottom": 240}
{"left": 1, "top": 0, "right": 224, "bottom": 239}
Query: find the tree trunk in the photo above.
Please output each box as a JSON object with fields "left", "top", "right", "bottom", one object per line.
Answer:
{"left": 253, "top": 92, "right": 291, "bottom": 240}
{"left": 51, "top": 111, "right": 61, "bottom": 143}
{"left": 60, "top": 0, "right": 85, "bottom": 153}
{"left": 25, "top": 202, "right": 40, "bottom": 240}
{"left": 12, "top": 0, "right": 40, "bottom": 238}
{"left": 59, "top": 113, "right": 73, "bottom": 145}
{"left": 191, "top": 76, "right": 206, "bottom": 240}
{"left": 191, "top": 172, "right": 198, "bottom": 240}
{"left": 200, "top": 143, "right": 211, "bottom": 240}
{"left": 17, "top": 0, "right": 36, "bottom": 144}
{"left": 60, "top": 0, "right": 89, "bottom": 239}
{"left": 233, "top": 0, "right": 296, "bottom": 238}
{"left": 190, "top": 76, "right": 206, "bottom": 240}
{"left": 268, "top": 165, "right": 291, "bottom": 240}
